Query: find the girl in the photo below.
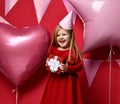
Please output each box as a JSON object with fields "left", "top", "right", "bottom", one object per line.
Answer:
{"left": 40, "top": 11, "right": 83, "bottom": 104}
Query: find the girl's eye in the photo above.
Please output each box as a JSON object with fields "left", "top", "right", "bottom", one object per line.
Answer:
{"left": 62, "top": 34, "right": 68, "bottom": 36}
{"left": 57, "top": 34, "right": 60, "bottom": 37}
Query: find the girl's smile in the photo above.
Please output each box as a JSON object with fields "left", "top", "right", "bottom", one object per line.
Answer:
{"left": 57, "top": 29, "right": 71, "bottom": 49}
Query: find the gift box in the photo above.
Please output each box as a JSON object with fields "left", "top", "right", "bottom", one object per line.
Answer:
{"left": 46, "top": 54, "right": 65, "bottom": 74}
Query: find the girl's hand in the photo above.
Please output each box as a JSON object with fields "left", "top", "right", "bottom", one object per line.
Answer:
{"left": 59, "top": 63, "right": 68, "bottom": 73}
{"left": 45, "top": 58, "right": 49, "bottom": 66}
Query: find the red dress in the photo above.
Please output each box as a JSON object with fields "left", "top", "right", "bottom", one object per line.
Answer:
{"left": 40, "top": 46, "right": 83, "bottom": 104}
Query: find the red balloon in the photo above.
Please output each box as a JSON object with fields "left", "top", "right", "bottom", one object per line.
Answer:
{"left": 0, "top": 23, "right": 51, "bottom": 86}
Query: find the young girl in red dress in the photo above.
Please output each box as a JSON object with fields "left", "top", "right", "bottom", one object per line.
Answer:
{"left": 40, "top": 11, "right": 83, "bottom": 104}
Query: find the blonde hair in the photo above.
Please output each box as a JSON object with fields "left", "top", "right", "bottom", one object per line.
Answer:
{"left": 51, "top": 25, "right": 83, "bottom": 63}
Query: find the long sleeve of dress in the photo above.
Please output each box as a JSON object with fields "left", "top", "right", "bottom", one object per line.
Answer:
{"left": 67, "top": 59, "right": 83, "bottom": 73}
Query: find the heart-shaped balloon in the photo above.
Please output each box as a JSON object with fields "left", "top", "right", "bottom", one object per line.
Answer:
{"left": 0, "top": 23, "right": 51, "bottom": 86}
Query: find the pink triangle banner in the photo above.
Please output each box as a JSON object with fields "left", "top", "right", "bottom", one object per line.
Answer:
{"left": 4, "top": 0, "right": 51, "bottom": 23}
{"left": 115, "top": 59, "right": 120, "bottom": 66}
{"left": 33, "top": 0, "right": 51, "bottom": 23}
{"left": 0, "top": 16, "right": 11, "bottom": 25}
{"left": 5, "top": 0, "right": 18, "bottom": 15}
{"left": 83, "top": 58, "right": 102, "bottom": 87}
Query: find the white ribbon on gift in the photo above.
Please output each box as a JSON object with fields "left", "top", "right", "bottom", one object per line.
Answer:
{"left": 47, "top": 56, "right": 61, "bottom": 73}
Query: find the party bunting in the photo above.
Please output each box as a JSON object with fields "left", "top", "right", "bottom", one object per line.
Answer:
{"left": 0, "top": 16, "right": 11, "bottom": 25}
{"left": 5, "top": 0, "right": 18, "bottom": 15}
{"left": 33, "top": 0, "right": 51, "bottom": 23}
{"left": 83, "top": 58, "right": 120, "bottom": 87}
{"left": 4, "top": 0, "right": 51, "bottom": 23}
{"left": 83, "top": 58, "right": 102, "bottom": 87}
{"left": 115, "top": 59, "right": 120, "bottom": 66}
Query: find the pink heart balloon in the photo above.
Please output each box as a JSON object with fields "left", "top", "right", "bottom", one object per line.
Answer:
{"left": 0, "top": 23, "right": 51, "bottom": 86}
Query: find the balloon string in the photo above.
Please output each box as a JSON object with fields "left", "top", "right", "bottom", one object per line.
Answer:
{"left": 108, "top": 46, "right": 112, "bottom": 104}
{"left": 12, "top": 87, "right": 18, "bottom": 104}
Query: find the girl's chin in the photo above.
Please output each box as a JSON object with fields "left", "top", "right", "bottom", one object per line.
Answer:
{"left": 59, "top": 45, "right": 66, "bottom": 48}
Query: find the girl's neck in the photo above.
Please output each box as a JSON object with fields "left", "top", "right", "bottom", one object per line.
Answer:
{"left": 57, "top": 47, "right": 69, "bottom": 51}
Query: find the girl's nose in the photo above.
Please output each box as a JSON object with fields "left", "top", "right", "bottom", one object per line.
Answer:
{"left": 59, "top": 35, "right": 63, "bottom": 38}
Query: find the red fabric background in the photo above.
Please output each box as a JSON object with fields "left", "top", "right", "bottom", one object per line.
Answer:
{"left": 0, "top": 0, "right": 120, "bottom": 104}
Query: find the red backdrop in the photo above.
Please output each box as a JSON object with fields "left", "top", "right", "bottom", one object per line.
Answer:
{"left": 0, "top": 0, "right": 120, "bottom": 104}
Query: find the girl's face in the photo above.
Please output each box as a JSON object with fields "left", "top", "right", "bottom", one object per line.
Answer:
{"left": 57, "top": 29, "right": 71, "bottom": 49}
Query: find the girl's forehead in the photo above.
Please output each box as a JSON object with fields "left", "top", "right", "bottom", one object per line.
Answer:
{"left": 58, "top": 29, "right": 69, "bottom": 34}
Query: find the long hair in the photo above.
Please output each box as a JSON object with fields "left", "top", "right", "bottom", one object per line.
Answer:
{"left": 51, "top": 25, "right": 83, "bottom": 63}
